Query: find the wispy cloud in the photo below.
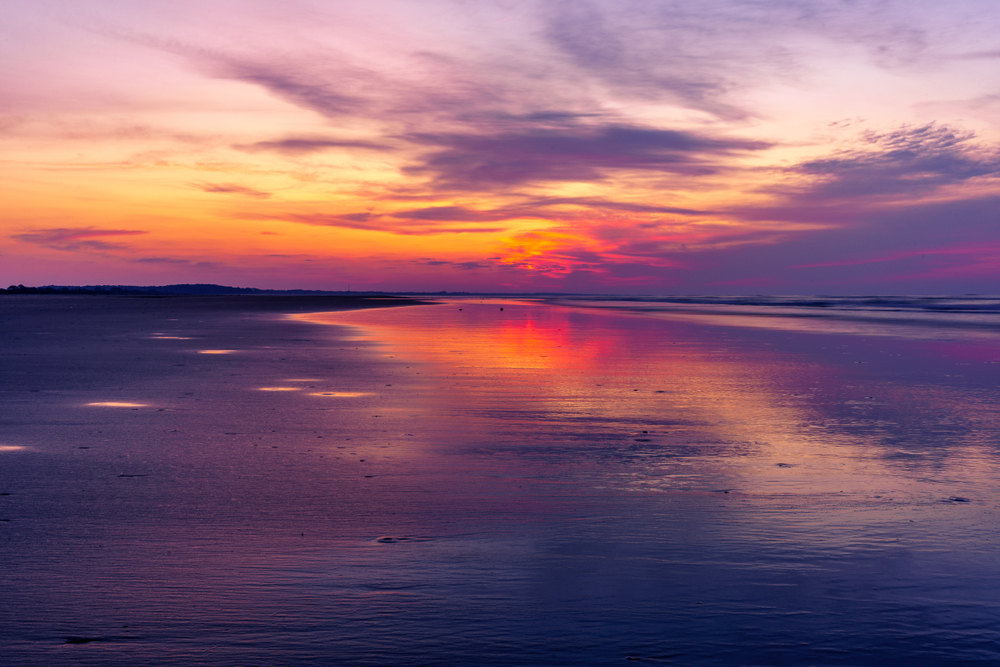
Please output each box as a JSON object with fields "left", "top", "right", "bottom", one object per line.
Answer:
{"left": 193, "top": 182, "right": 272, "bottom": 198}
{"left": 415, "top": 258, "right": 494, "bottom": 270}
{"left": 233, "top": 136, "right": 391, "bottom": 155}
{"left": 191, "top": 49, "right": 370, "bottom": 118}
{"left": 392, "top": 199, "right": 707, "bottom": 223}
{"left": 266, "top": 212, "right": 507, "bottom": 236}
{"left": 784, "top": 124, "right": 1000, "bottom": 201}
{"left": 133, "top": 256, "right": 221, "bottom": 268}
{"left": 12, "top": 227, "right": 148, "bottom": 252}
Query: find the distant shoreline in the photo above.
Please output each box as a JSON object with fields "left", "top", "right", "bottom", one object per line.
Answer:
{"left": 0, "top": 293, "right": 432, "bottom": 319}
{"left": 1, "top": 283, "right": 576, "bottom": 297}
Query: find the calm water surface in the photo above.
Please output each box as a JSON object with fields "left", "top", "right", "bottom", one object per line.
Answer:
{"left": 4, "top": 298, "right": 1000, "bottom": 665}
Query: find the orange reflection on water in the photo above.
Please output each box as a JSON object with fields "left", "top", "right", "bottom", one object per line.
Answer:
{"left": 294, "top": 301, "right": 815, "bottom": 452}
{"left": 294, "top": 300, "right": 1000, "bottom": 503}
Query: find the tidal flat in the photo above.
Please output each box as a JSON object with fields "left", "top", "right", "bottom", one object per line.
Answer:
{"left": 2, "top": 294, "right": 1000, "bottom": 666}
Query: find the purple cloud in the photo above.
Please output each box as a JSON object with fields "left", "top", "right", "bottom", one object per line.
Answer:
{"left": 207, "top": 57, "right": 364, "bottom": 118}
{"left": 786, "top": 124, "right": 1000, "bottom": 200}
{"left": 234, "top": 137, "right": 391, "bottom": 155}
{"left": 402, "top": 124, "right": 770, "bottom": 190}
{"left": 416, "top": 259, "right": 493, "bottom": 270}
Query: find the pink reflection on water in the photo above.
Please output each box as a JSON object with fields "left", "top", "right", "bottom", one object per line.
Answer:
{"left": 295, "top": 300, "right": 1000, "bottom": 511}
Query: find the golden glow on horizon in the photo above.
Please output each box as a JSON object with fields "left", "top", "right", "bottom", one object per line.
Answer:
{"left": 0, "top": 445, "right": 27, "bottom": 452}
{"left": 198, "top": 350, "right": 236, "bottom": 354}
{"left": 259, "top": 387, "right": 300, "bottom": 391}
{"left": 3, "top": 1, "right": 1000, "bottom": 291}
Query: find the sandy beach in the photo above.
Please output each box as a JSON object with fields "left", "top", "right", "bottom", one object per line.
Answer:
{"left": 3, "top": 295, "right": 1000, "bottom": 665}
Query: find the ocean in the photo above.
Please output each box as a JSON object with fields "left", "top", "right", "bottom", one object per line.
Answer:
{"left": 3, "top": 295, "right": 999, "bottom": 665}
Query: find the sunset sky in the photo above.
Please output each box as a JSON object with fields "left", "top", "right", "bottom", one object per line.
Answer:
{"left": 3, "top": 0, "right": 1000, "bottom": 293}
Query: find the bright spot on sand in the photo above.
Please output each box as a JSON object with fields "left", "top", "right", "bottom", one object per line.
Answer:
{"left": 87, "top": 402, "right": 148, "bottom": 407}
{"left": 259, "top": 387, "right": 299, "bottom": 391}
{"left": 198, "top": 350, "right": 235, "bottom": 354}
{"left": 150, "top": 336, "right": 191, "bottom": 340}
{"left": 310, "top": 392, "right": 372, "bottom": 397}
{"left": 0, "top": 445, "right": 26, "bottom": 452}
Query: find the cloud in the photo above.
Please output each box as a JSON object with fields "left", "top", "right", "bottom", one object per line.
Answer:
{"left": 785, "top": 124, "right": 1000, "bottom": 201}
{"left": 533, "top": 0, "right": 952, "bottom": 119}
{"left": 270, "top": 213, "right": 507, "bottom": 236}
{"left": 0, "top": 117, "right": 208, "bottom": 144}
{"left": 428, "top": 122, "right": 1000, "bottom": 289}
{"left": 252, "top": 196, "right": 709, "bottom": 240}
{"left": 133, "top": 256, "right": 221, "bottom": 268}
{"left": 659, "top": 193, "right": 1000, "bottom": 292}
{"left": 402, "top": 124, "right": 770, "bottom": 190}
{"left": 233, "top": 136, "right": 391, "bottom": 155}
{"left": 539, "top": 198, "right": 707, "bottom": 216}
{"left": 392, "top": 206, "right": 516, "bottom": 222}
{"left": 415, "top": 258, "right": 493, "bottom": 270}
{"left": 124, "top": 0, "right": 966, "bottom": 132}
{"left": 12, "top": 227, "right": 148, "bottom": 252}
{"left": 392, "top": 199, "right": 707, "bottom": 222}
{"left": 193, "top": 182, "right": 271, "bottom": 198}
{"left": 539, "top": 0, "right": 750, "bottom": 119}
{"left": 187, "top": 48, "right": 368, "bottom": 118}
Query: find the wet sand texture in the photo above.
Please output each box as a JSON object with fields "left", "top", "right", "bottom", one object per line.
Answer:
{"left": 3, "top": 295, "right": 1000, "bottom": 666}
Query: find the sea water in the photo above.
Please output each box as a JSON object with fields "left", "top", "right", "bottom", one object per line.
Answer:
{"left": 3, "top": 296, "right": 1000, "bottom": 665}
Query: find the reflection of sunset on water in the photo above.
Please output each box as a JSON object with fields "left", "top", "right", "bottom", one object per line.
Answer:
{"left": 296, "top": 303, "right": 842, "bottom": 493}
{"left": 296, "top": 300, "right": 1000, "bottom": 504}
{"left": 8, "top": 296, "right": 1000, "bottom": 665}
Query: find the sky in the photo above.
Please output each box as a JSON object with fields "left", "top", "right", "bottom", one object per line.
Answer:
{"left": 2, "top": 0, "right": 1000, "bottom": 294}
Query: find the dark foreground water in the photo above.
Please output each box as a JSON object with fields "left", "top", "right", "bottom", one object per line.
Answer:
{"left": 3, "top": 296, "right": 1000, "bottom": 665}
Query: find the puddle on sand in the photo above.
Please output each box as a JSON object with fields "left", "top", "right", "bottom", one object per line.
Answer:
{"left": 86, "top": 402, "right": 147, "bottom": 408}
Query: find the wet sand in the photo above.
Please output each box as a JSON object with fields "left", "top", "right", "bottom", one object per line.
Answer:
{"left": 3, "top": 295, "right": 1000, "bottom": 665}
